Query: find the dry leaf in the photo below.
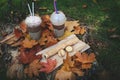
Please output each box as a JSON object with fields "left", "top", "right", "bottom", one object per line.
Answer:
{"left": 40, "top": 59, "right": 57, "bottom": 73}
{"left": 41, "top": 15, "right": 54, "bottom": 31}
{"left": 46, "top": 35, "right": 58, "bottom": 47}
{"left": 39, "top": 29, "right": 53, "bottom": 46}
{"left": 22, "top": 38, "right": 38, "bottom": 48}
{"left": 75, "top": 52, "right": 96, "bottom": 64}
{"left": 24, "top": 59, "right": 42, "bottom": 78}
{"left": 14, "top": 28, "right": 23, "bottom": 39}
{"left": 55, "top": 70, "right": 76, "bottom": 80}
{"left": 20, "top": 21, "right": 27, "bottom": 33}
{"left": 74, "top": 26, "right": 86, "bottom": 35}
{"left": 41, "top": 15, "right": 50, "bottom": 23}
{"left": 61, "top": 53, "right": 74, "bottom": 71}
{"left": 58, "top": 30, "right": 73, "bottom": 40}
{"left": 71, "top": 67, "right": 84, "bottom": 76}
{"left": 81, "top": 63, "right": 92, "bottom": 69}
{"left": 65, "top": 21, "right": 79, "bottom": 32}
{"left": 74, "top": 26, "right": 81, "bottom": 34}
{"left": 19, "top": 48, "right": 42, "bottom": 64}
{"left": 39, "top": 29, "right": 58, "bottom": 47}
{"left": 80, "top": 27, "right": 86, "bottom": 35}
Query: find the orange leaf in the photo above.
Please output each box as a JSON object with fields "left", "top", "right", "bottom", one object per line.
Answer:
{"left": 80, "top": 27, "right": 86, "bottom": 35}
{"left": 20, "top": 21, "right": 27, "bottom": 33}
{"left": 41, "top": 15, "right": 50, "bottom": 23}
{"left": 39, "top": 29, "right": 57, "bottom": 47}
{"left": 40, "top": 59, "right": 57, "bottom": 73}
{"left": 24, "top": 59, "right": 42, "bottom": 78}
{"left": 22, "top": 38, "right": 38, "bottom": 48}
{"left": 14, "top": 28, "right": 23, "bottom": 39}
{"left": 61, "top": 53, "right": 74, "bottom": 71}
{"left": 55, "top": 70, "right": 76, "bottom": 80}
{"left": 71, "top": 67, "right": 84, "bottom": 76}
{"left": 75, "top": 52, "right": 96, "bottom": 64}
{"left": 19, "top": 47, "right": 42, "bottom": 64}
{"left": 74, "top": 26, "right": 81, "bottom": 34}
{"left": 46, "top": 35, "right": 58, "bottom": 47}
{"left": 73, "top": 26, "right": 86, "bottom": 35}
{"left": 81, "top": 63, "right": 92, "bottom": 69}
{"left": 65, "top": 21, "right": 79, "bottom": 32}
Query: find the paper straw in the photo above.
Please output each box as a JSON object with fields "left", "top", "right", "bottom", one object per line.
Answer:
{"left": 54, "top": 0, "right": 58, "bottom": 14}
{"left": 27, "top": 4, "right": 32, "bottom": 16}
{"left": 32, "top": 2, "right": 34, "bottom": 16}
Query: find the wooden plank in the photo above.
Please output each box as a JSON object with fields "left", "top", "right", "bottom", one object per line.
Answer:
{"left": 36, "top": 34, "right": 90, "bottom": 69}
{"left": 36, "top": 34, "right": 80, "bottom": 58}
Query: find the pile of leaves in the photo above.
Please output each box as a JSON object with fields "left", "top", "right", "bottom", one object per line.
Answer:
{"left": 55, "top": 52, "right": 96, "bottom": 80}
{"left": 0, "top": 15, "right": 88, "bottom": 79}
{"left": 0, "top": 15, "right": 58, "bottom": 79}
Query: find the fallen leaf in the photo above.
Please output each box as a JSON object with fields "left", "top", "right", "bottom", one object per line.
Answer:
{"left": 74, "top": 26, "right": 86, "bottom": 35}
{"left": 81, "top": 63, "right": 92, "bottom": 69}
{"left": 24, "top": 59, "right": 42, "bottom": 78}
{"left": 58, "top": 30, "right": 73, "bottom": 40}
{"left": 14, "top": 28, "right": 23, "bottom": 39}
{"left": 74, "top": 26, "right": 81, "bottom": 34}
{"left": 61, "top": 53, "right": 74, "bottom": 71}
{"left": 40, "top": 59, "right": 57, "bottom": 73}
{"left": 71, "top": 67, "right": 84, "bottom": 76}
{"left": 19, "top": 47, "right": 42, "bottom": 64}
{"left": 55, "top": 70, "right": 76, "bottom": 80}
{"left": 65, "top": 21, "right": 79, "bottom": 32}
{"left": 41, "top": 15, "right": 53, "bottom": 30}
{"left": 47, "top": 22, "right": 54, "bottom": 31}
{"left": 20, "top": 21, "right": 27, "bottom": 33}
{"left": 39, "top": 29, "right": 58, "bottom": 47}
{"left": 75, "top": 52, "right": 96, "bottom": 64}
{"left": 46, "top": 35, "right": 58, "bottom": 47}
{"left": 22, "top": 38, "right": 38, "bottom": 48}
{"left": 41, "top": 15, "right": 50, "bottom": 23}
{"left": 80, "top": 27, "right": 86, "bottom": 35}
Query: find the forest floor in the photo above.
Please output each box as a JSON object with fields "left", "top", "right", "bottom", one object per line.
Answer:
{"left": 0, "top": 0, "right": 120, "bottom": 80}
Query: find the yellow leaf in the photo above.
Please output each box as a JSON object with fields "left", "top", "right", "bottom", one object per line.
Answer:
{"left": 65, "top": 21, "right": 79, "bottom": 32}
{"left": 22, "top": 38, "right": 38, "bottom": 48}
{"left": 58, "top": 31, "right": 73, "bottom": 40}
